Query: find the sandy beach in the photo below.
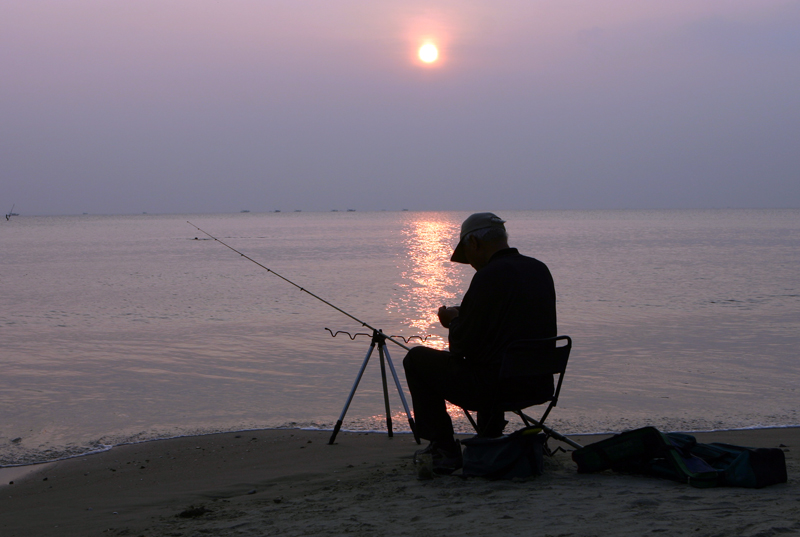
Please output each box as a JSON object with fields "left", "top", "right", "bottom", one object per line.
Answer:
{"left": 0, "top": 427, "right": 796, "bottom": 536}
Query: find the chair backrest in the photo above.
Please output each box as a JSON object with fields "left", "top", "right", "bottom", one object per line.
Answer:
{"left": 497, "top": 335, "right": 572, "bottom": 415}
{"left": 499, "top": 335, "right": 571, "bottom": 379}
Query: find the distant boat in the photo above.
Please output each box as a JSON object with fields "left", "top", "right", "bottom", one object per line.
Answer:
{"left": 274, "top": 210, "right": 281, "bottom": 213}
{"left": 331, "top": 209, "right": 339, "bottom": 212}
{"left": 346, "top": 209, "right": 356, "bottom": 212}
{"left": 240, "top": 210, "right": 250, "bottom": 213}
{"left": 294, "top": 209, "right": 302, "bottom": 212}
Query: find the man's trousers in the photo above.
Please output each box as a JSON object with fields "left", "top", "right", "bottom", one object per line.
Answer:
{"left": 403, "top": 346, "right": 505, "bottom": 442}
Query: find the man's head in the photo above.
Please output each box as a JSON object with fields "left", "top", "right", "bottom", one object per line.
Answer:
{"left": 451, "top": 212, "right": 509, "bottom": 270}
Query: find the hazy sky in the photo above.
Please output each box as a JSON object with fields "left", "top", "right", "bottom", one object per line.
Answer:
{"left": 2, "top": 1, "right": 799, "bottom": 215}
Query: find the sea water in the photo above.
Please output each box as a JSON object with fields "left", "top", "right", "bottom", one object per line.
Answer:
{"left": 1, "top": 210, "right": 798, "bottom": 466}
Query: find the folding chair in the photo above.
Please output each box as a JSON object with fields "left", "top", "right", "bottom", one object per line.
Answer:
{"left": 461, "top": 335, "right": 583, "bottom": 449}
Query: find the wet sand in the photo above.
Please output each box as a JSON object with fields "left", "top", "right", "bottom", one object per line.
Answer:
{"left": 1, "top": 428, "right": 796, "bottom": 536}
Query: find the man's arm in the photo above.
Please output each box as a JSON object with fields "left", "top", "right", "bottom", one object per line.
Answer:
{"left": 447, "top": 265, "right": 510, "bottom": 361}
{"left": 447, "top": 273, "right": 497, "bottom": 359}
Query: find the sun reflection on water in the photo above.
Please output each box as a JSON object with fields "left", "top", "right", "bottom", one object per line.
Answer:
{"left": 389, "top": 214, "right": 467, "bottom": 350}
{"left": 369, "top": 401, "right": 472, "bottom": 434}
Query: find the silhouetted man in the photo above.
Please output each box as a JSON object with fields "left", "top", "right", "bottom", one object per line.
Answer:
{"left": 403, "top": 212, "right": 557, "bottom": 474}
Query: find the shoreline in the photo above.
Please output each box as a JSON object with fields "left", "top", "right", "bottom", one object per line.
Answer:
{"left": 4, "top": 422, "right": 798, "bottom": 472}
{"left": 1, "top": 426, "right": 796, "bottom": 536}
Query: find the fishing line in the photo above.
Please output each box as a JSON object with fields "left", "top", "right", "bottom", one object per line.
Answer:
{"left": 187, "top": 221, "right": 411, "bottom": 351}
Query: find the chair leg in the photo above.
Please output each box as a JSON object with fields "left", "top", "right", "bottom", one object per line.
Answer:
{"left": 462, "top": 407, "right": 479, "bottom": 432}
{"left": 515, "top": 411, "right": 583, "bottom": 450}
{"left": 515, "top": 410, "right": 532, "bottom": 428}
{"left": 466, "top": 408, "right": 583, "bottom": 449}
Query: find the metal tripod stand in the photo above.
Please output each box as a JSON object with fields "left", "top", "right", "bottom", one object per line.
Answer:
{"left": 328, "top": 330, "right": 420, "bottom": 445}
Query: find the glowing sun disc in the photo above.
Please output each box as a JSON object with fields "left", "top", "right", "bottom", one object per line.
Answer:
{"left": 418, "top": 43, "right": 439, "bottom": 63}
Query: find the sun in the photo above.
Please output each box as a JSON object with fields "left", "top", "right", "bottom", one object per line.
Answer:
{"left": 418, "top": 43, "right": 439, "bottom": 63}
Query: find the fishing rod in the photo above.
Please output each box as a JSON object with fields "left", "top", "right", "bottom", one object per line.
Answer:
{"left": 187, "top": 221, "right": 411, "bottom": 352}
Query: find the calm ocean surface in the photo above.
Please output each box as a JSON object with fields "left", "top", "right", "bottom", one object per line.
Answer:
{"left": 1, "top": 210, "right": 799, "bottom": 466}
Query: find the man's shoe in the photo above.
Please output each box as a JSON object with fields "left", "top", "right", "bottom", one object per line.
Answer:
{"left": 414, "top": 440, "right": 463, "bottom": 475}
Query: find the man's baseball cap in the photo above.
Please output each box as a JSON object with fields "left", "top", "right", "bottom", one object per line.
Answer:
{"left": 450, "top": 212, "right": 506, "bottom": 264}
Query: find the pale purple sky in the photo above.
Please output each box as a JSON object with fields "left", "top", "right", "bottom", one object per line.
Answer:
{"left": 2, "top": 1, "right": 799, "bottom": 215}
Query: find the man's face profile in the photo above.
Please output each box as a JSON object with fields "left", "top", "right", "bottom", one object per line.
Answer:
{"left": 463, "top": 235, "right": 484, "bottom": 271}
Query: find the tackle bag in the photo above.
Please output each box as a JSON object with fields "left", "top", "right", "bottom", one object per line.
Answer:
{"left": 571, "top": 427, "right": 787, "bottom": 489}
{"left": 462, "top": 426, "right": 546, "bottom": 480}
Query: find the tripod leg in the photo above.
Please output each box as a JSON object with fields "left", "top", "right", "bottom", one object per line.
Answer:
{"left": 329, "top": 342, "right": 376, "bottom": 445}
{"left": 378, "top": 346, "right": 393, "bottom": 437}
{"left": 381, "top": 343, "right": 421, "bottom": 444}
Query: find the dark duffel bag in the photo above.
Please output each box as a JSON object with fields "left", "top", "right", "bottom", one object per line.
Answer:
{"left": 666, "top": 433, "right": 787, "bottom": 489}
{"left": 572, "top": 427, "right": 787, "bottom": 489}
{"left": 572, "top": 427, "right": 719, "bottom": 488}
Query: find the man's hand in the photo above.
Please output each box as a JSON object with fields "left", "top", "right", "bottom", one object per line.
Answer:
{"left": 437, "top": 305, "right": 460, "bottom": 329}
